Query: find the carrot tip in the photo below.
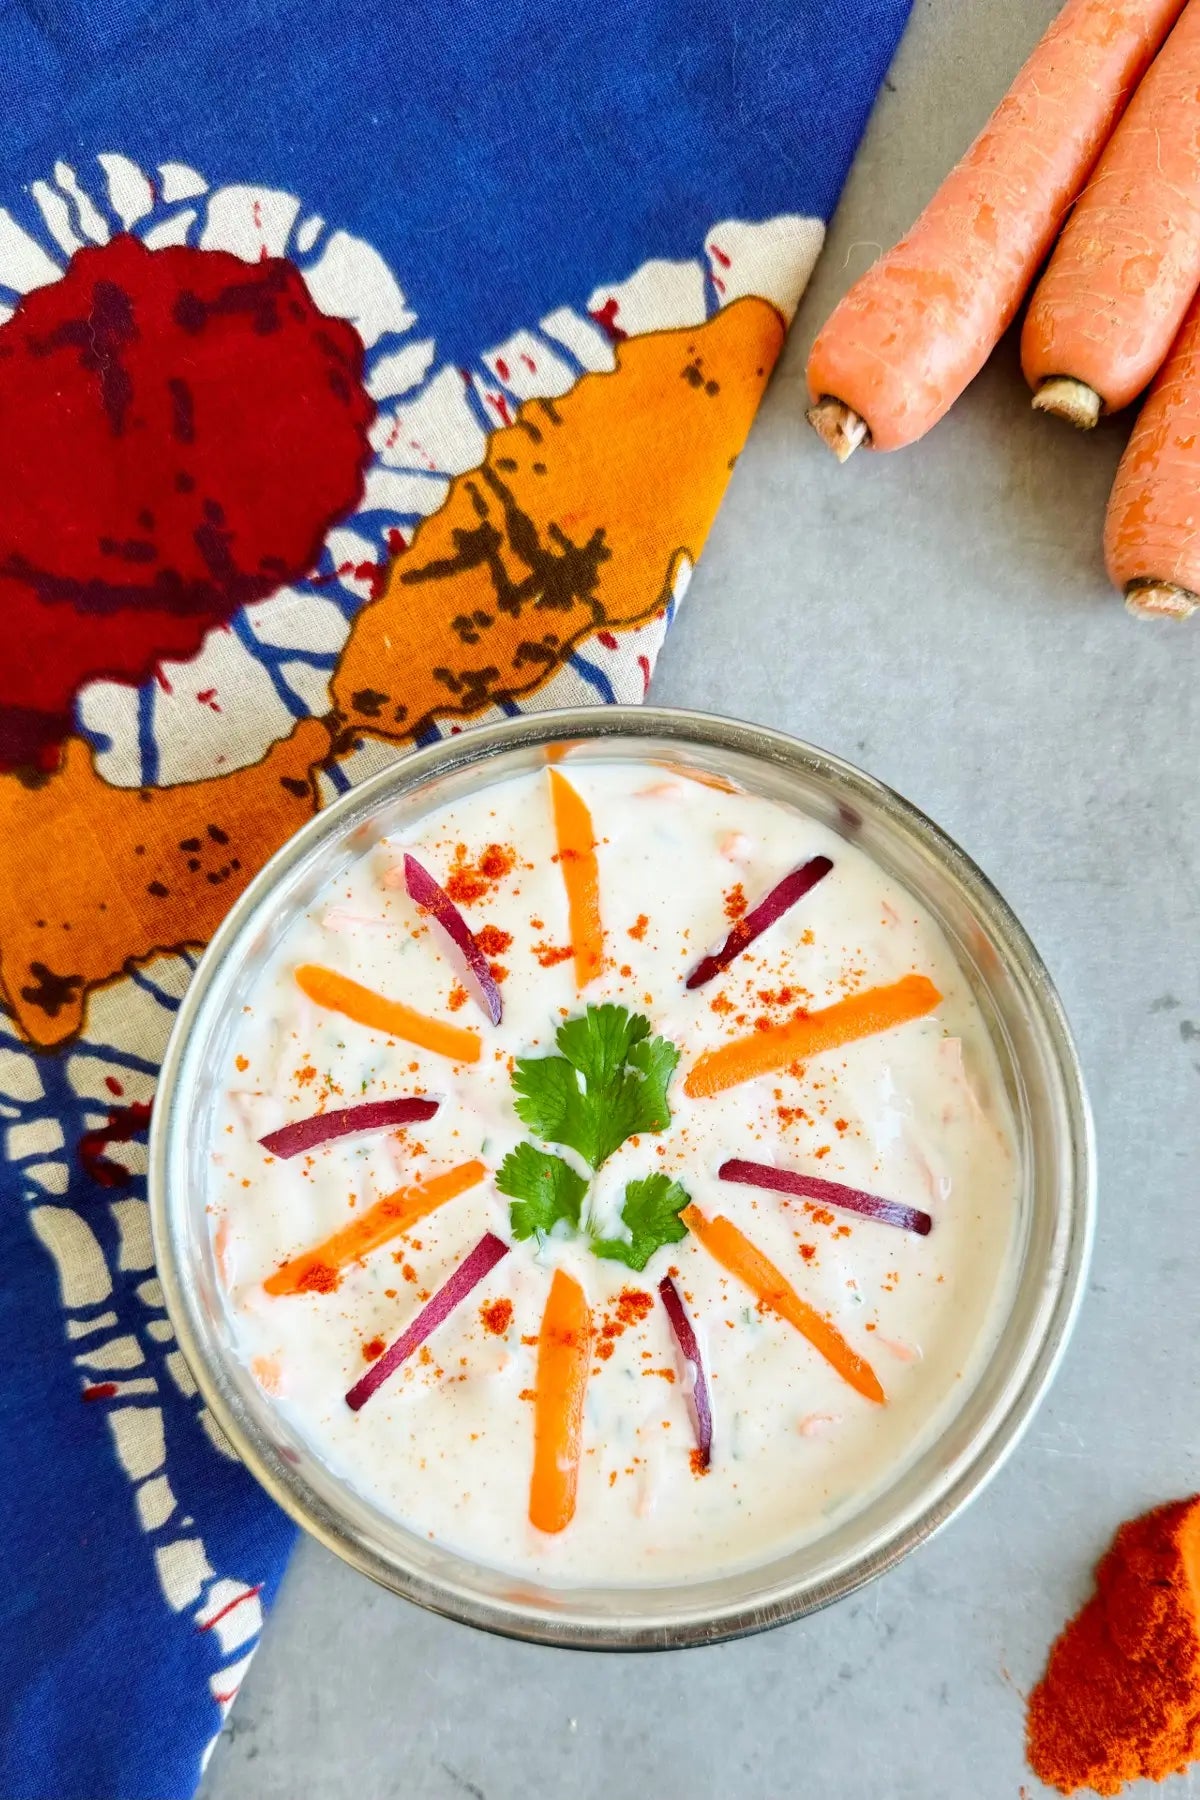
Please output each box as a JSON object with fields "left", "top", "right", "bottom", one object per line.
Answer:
{"left": 1032, "top": 377, "right": 1101, "bottom": 432}
{"left": 806, "top": 396, "right": 870, "bottom": 462}
{"left": 1125, "top": 580, "right": 1198, "bottom": 622}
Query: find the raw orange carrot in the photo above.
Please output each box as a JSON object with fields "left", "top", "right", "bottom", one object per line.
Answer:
{"left": 1024, "top": 2, "right": 1200, "bottom": 427}
{"left": 529, "top": 1267, "right": 591, "bottom": 1533}
{"left": 806, "top": 0, "right": 1186, "bottom": 458}
{"left": 683, "top": 973, "right": 942, "bottom": 1098}
{"left": 263, "top": 1159, "right": 486, "bottom": 1296}
{"left": 1105, "top": 288, "right": 1200, "bottom": 616}
{"left": 548, "top": 769, "right": 603, "bottom": 989}
{"left": 294, "top": 963, "right": 481, "bottom": 1062}
{"left": 683, "top": 1206, "right": 884, "bottom": 1404}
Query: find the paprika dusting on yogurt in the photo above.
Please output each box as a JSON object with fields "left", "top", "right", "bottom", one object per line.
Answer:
{"left": 1028, "top": 1497, "right": 1200, "bottom": 1795}
{"left": 212, "top": 760, "right": 1018, "bottom": 1583}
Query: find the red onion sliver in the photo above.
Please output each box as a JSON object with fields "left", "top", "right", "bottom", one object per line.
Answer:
{"left": 346, "top": 1231, "right": 510, "bottom": 1411}
{"left": 259, "top": 1097, "right": 439, "bottom": 1160}
{"left": 719, "top": 1158, "right": 932, "bottom": 1236}
{"left": 685, "top": 855, "right": 833, "bottom": 990}
{"left": 403, "top": 853, "right": 503, "bottom": 1026}
{"left": 658, "top": 1274, "right": 713, "bottom": 1470}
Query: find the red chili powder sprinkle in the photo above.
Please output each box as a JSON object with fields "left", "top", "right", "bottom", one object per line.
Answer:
{"left": 489, "top": 963, "right": 508, "bottom": 983}
{"left": 447, "top": 984, "right": 468, "bottom": 1012}
{"left": 235, "top": 1054, "right": 249, "bottom": 1072}
{"left": 723, "top": 884, "right": 748, "bottom": 921}
{"left": 444, "top": 842, "right": 516, "bottom": 905}
{"left": 475, "top": 924, "right": 512, "bottom": 956}
{"left": 295, "top": 1065, "right": 317, "bottom": 1086}
{"left": 533, "top": 941, "right": 574, "bottom": 967}
{"left": 710, "top": 992, "right": 735, "bottom": 1015}
{"left": 519, "top": 1387, "right": 536, "bottom": 1402}
{"left": 480, "top": 1297, "right": 513, "bottom": 1337}
{"left": 798, "top": 1243, "right": 817, "bottom": 1262}
{"left": 690, "top": 1448, "right": 710, "bottom": 1477}
{"left": 362, "top": 1336, "right": 386, "bottom": 1362}
{"left": 617, "top": 1288, "right": 653, "bottom": 1327}
{"left": 295, "top": 1261, "right": 339, "bottom": 1294}
{"left": 620, "top": 964, "right": 633, "bottom": 978}
{"left": 595, "top": 1341, "right": 615, "bottom": 1361}
{"left": 628, "top": 914, "right": 649, "bottom": 941}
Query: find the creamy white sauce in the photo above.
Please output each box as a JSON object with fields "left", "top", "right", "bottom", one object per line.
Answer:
{"left": 211, "top": 761, "right": 1019, "bottom": 1585}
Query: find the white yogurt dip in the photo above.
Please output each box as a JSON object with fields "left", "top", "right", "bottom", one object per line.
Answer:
{"left": 210, "top": 760, "right": 1019, "bottom": 1585}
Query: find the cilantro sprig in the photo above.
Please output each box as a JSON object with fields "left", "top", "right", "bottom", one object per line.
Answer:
{"left": 496, "top": 1003, "right": 690, "bottom": 1271}
{"left": 591, "top": 1173, "right": 690, "bottom": 1272}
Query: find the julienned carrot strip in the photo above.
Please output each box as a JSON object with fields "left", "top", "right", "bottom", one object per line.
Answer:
{"left": 1105, "top": 289, "right": 1200, "bottom": 618}
{"left": 682, "top": 1206, "right": 884, "bottom": 1405}
{"left": 529, "top": 1267, "right": 591, "bottom": 1533}
{"left": 263, "top": 1160, "right": 485, "bottom": 1296}
{"left": 683, "top": 973, "right": 942, "bottom": 1098}
{"left": 806, "top": 0, "right": 1186, "bottom": 458}
{"left": 1024, "top": 2, "right": 1200, "bottom": 426}
{"left": 548, "top": 770, "right": 602, "bottom": 989}
{"left": 294, "top": 963, "right": 481, "bottom": 1063}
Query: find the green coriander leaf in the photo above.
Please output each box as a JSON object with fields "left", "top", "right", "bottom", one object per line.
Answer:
{"left": 511, "top": 1008, "right": 681, "bottom": 1171}
{"left": 496, "top": 1142, "right": 588, "bottom": 1242}
{"left": 626, "top": 1033, "right": 680, "bottom": 1131}
{"left": 556, "top": 1004, "right": 651, "bottom": 1091}
{"left": 592, "top": 1174, "right": 691, "bottom": 1272}
{"left": 512, "top": 1053, "right": 587, "bottom": 1148}
{"left": 588, "top": 1034, "right": 681, "bottom": 1167}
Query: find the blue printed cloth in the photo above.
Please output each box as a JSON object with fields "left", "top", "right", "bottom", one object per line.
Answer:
{"left": 0, "top": 3, "right": 911, "bottom": 1794}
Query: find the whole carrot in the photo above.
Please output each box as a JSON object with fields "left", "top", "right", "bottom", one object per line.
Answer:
{"left": 1105, "top": 289, "right": 1200, "bottom": 616}
{"left": 1025, "top": 1, "right": 1200, "bottom": 428}
{"left": 806, "top": 0, "right": 1187, "bottom": 459}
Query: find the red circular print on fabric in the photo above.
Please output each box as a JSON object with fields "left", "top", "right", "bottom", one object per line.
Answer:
{"left": 0, "top": 233, "right": 375, "bottom": 774}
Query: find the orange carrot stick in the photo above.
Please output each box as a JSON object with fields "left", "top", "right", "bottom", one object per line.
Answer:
{"left": 683, "top": 1206, "right": 884, "bottom": 1404}
{"left": 263, "top": 1159, "right": 486, "bottom": 1296}
{"left": 529, "top": 1267, "right": 592, "bottom": 1533}
{"left": 1024, "top": 2, "right": 1200, "bottom": 427}
{"left": 548, "top": 770, "right": 603, "bottom": 989}
{"left": 806, "top": 0, "right": 1186, "bottom": 458}
{"left": 295, "top": 963, "right": 481, "bottom": 1063}
{"left": 683, "top": 973, "right": 942, "bottom": 1098}
{"left": 1105, "top": 288, "right": 1200, "bottom": 617}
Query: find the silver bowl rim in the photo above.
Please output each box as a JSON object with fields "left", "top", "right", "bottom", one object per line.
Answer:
{"left": 150, "top": 704, "right": 1094, "bottom": 1648}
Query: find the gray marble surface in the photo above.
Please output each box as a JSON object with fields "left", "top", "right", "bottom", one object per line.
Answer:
{"left": 201, "top": 3, "right": 1200, "bottom": 1794}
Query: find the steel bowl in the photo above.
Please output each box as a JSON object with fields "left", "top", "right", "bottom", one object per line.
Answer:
{"left": 150, "top": 706, "right": 1093, "bottom": 1648}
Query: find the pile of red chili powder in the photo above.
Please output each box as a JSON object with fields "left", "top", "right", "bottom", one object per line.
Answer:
{"left": 1028, "top": 1497, "right": 1200, "bottom": 1794}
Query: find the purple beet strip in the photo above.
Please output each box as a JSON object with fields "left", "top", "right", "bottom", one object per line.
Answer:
{"left": 685, "top": 855, "right": 834, "bottom": 990}
{"left": 719, "top": 1157, "right": 932, "bottom": 1237}
{"left": 259, "top": 1097, "right": 439, "bottom": 1160}
{"left": 404, "top": 852, "right": 503, "bottom": 1025}
{"left": 345, "top": 1231, "right": 511, "bottom": 1411}
{"left": 658, "top": 1274, "right": 713, "bottom": 1470}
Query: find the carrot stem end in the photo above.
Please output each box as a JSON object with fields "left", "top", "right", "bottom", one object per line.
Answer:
{"left": 806, "top": 396, "right": 870, "bottom": 462}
